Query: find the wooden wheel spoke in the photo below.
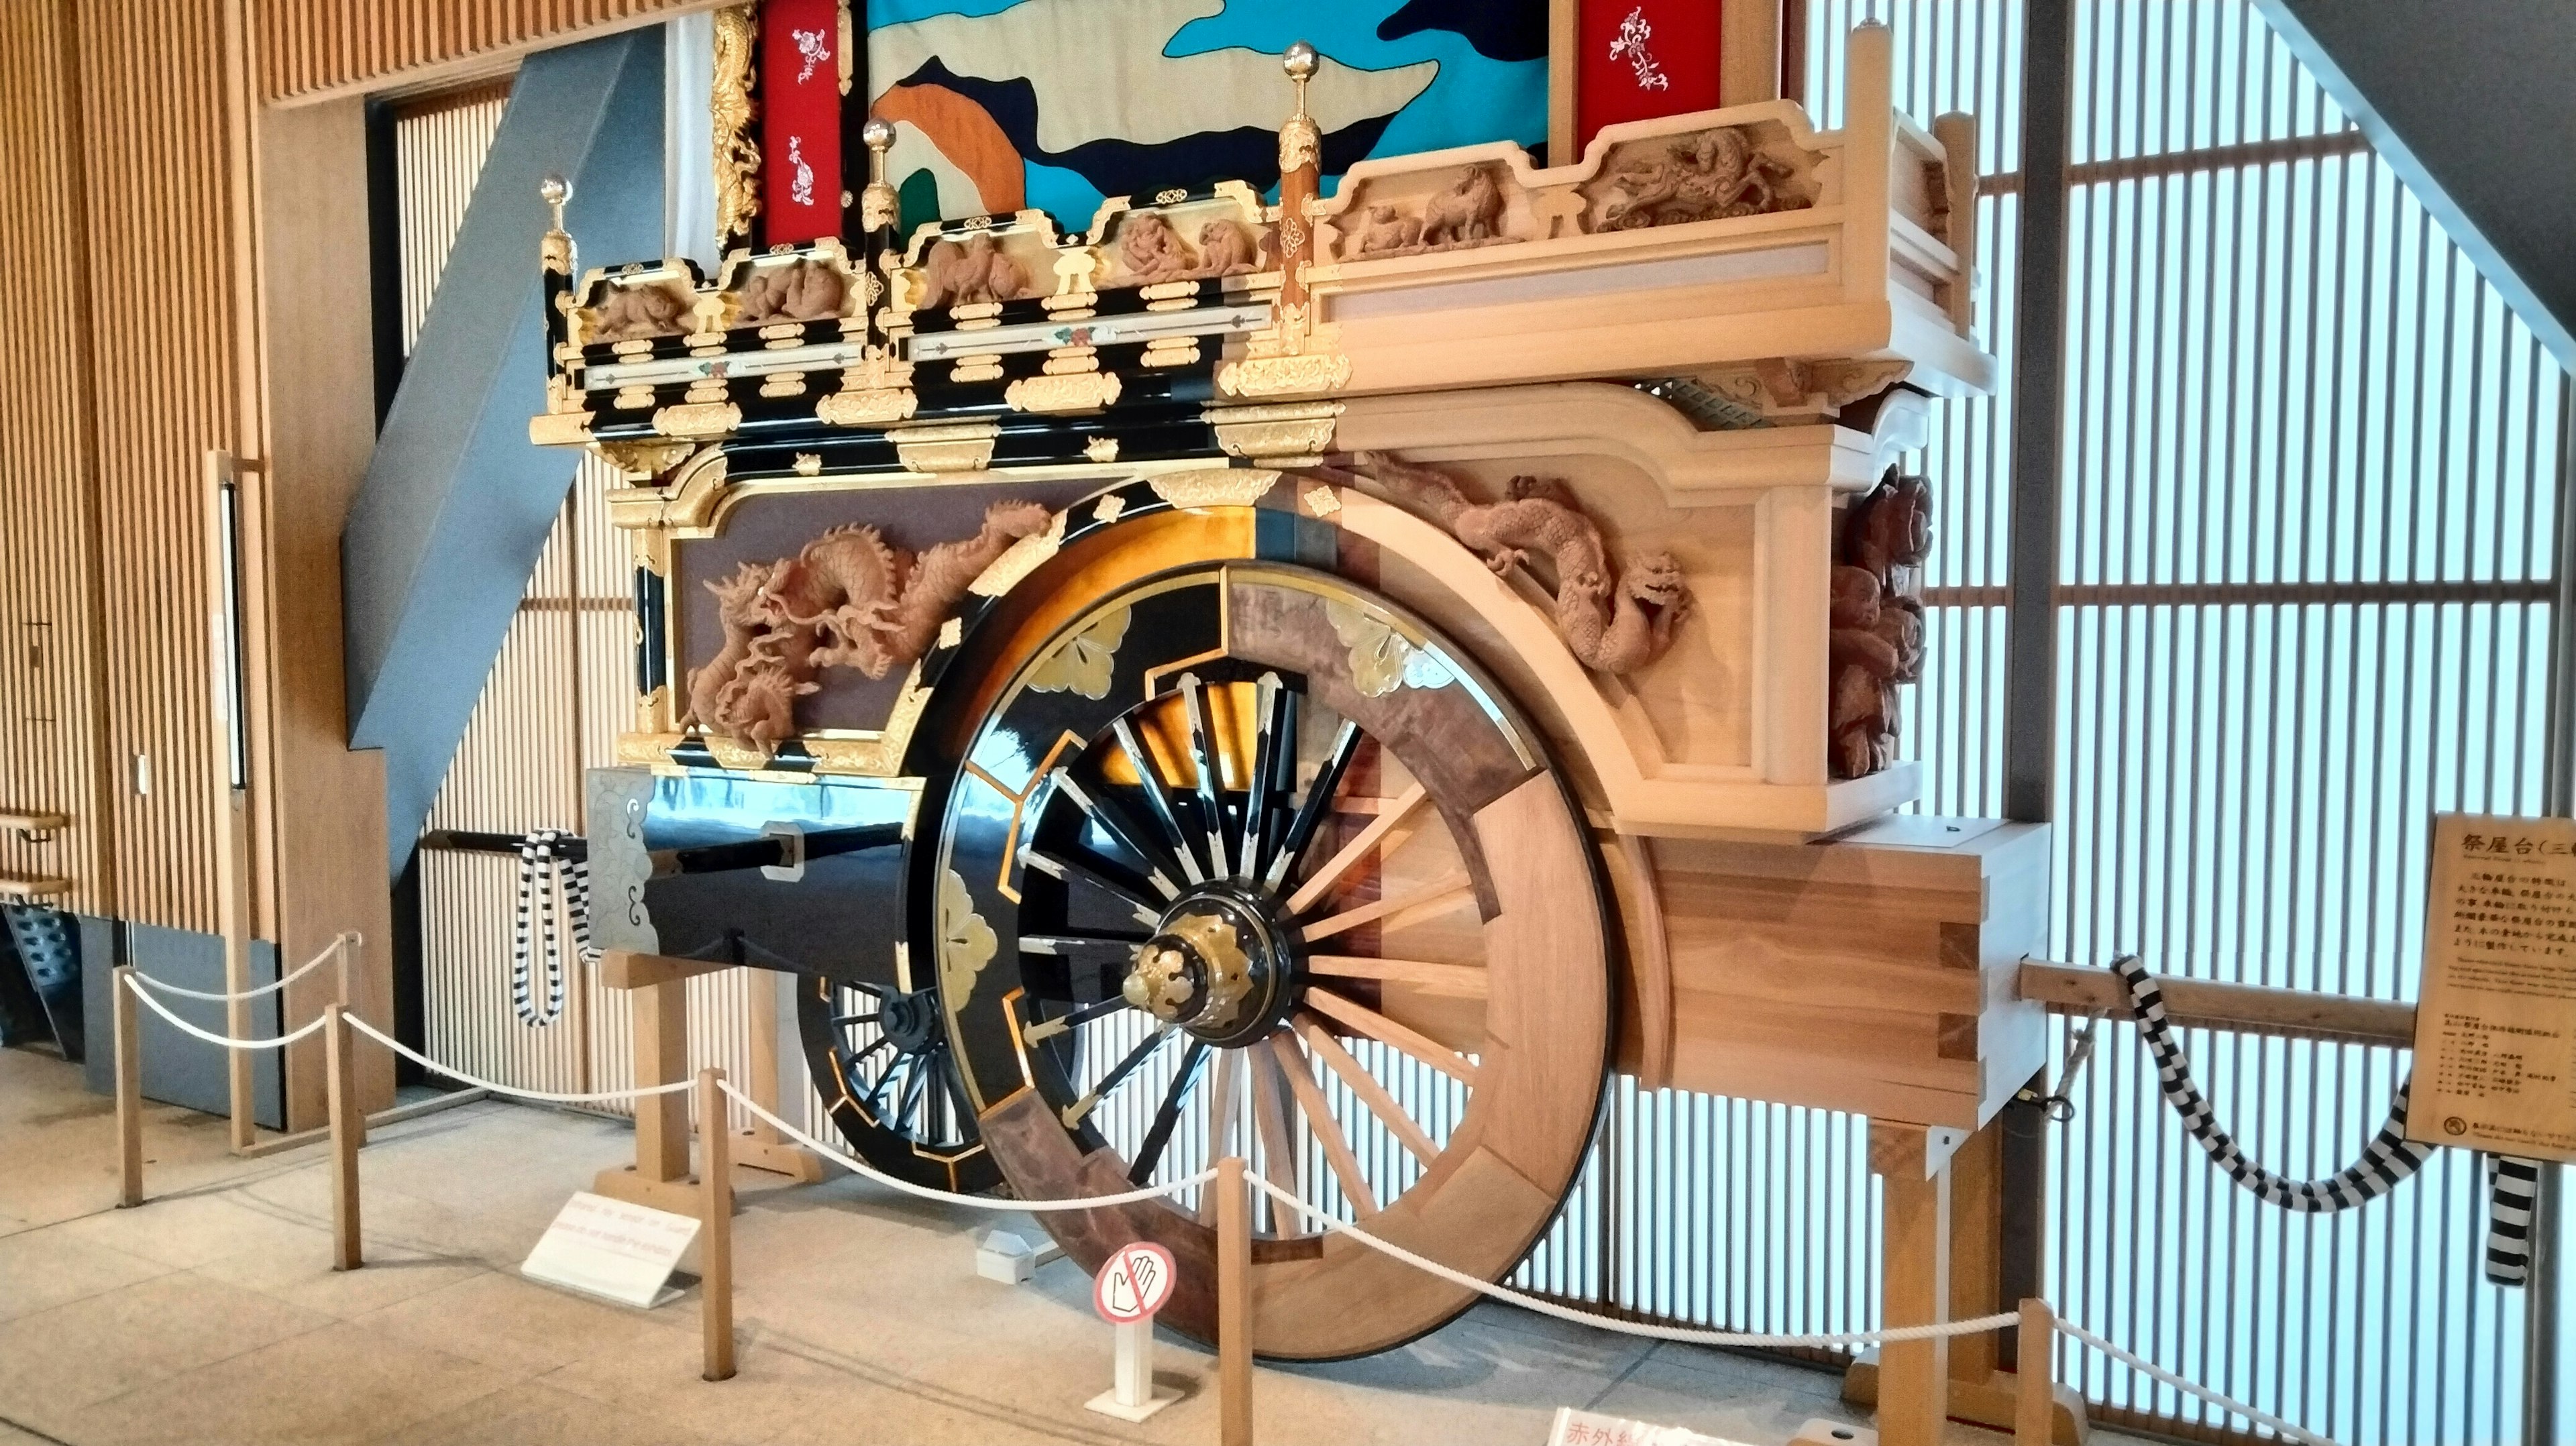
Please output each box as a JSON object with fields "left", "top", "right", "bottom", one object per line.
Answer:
{"left": 1179, "top": 674, "right": 1234, "bottom": 879}
{"left": 1305, "top": 954, "right": 1488, "bottom": 997}
{"left": 1198, "top": 1046, "right": 1245, "bottom": 1223}
{"left": 1295, "top": 1015, "right": 1440, "bottom": 1165}
{"left": 1046, "top": 766, "right": 1185, "bottom": 900}
{"left": 1240, "top": 673, "right": 1295, "bottom": 881}
{"left": 1269, "top": 1034, "right": 1380, "bottom": 1217}
{"left": 1022, "top": 846, "right": 1163, "bottom": 930}
{"left": 1283, "top": 780, "right": 1432, "bottom": 915}
{"left": 1264, "top": 719, "right": 1362, "bottom": 893}
{"left": 1112, "top": 715, "right": 1206, "bottom": 885}
{"left": 1304, "top": 989, "right": 1477, "bottom": 1086}
{"left": 1250, "top": 1048, "right": 1303, "bottom": 1213}
{"left": 1059, "top": 1025, "right": 1173, "bottom": 1127}
{"left": 1128, "top": 1040, "right": 1210, "bottom": 1184}
{"left": 1300, "top": 867, "right": 1470, "bottom": 941}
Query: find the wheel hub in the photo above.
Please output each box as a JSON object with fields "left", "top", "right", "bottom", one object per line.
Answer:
{"left": 1122, "top": 885, "right": 1302, "bottom": 1047}
{"left": 877, "top": 987, "right": 943, "bottom": 1054}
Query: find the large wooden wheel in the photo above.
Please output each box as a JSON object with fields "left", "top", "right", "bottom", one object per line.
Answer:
{"left": 927, "top": 561, "right": 1614, "bottom": 1359}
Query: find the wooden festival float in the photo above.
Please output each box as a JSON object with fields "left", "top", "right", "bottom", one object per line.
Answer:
{"left": 530, "top": 11, "right": 2047, "bottom": 1437}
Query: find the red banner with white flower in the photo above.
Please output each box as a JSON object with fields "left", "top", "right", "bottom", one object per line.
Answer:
{"left": 761, "top": 0, "right": 845, "bottom": 245}
{"left": 1576, "top": 1, "right": 1723, "bottom": 157}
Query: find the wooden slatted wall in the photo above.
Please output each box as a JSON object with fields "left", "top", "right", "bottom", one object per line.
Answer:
{"left": 259, "top": 0, "right": 710, "bottom": 105}
{"left": 0, "top": 1, "right": 113, "bottom": 917}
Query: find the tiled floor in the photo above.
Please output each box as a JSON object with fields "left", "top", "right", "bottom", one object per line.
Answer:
{"left": 0, "top": 1045, "right": 2146, "bottom": 1446}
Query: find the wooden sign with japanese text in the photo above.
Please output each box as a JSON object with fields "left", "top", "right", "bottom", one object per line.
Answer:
{"left": 2410, "top": 813, "right": 2576, "bottom": 1161}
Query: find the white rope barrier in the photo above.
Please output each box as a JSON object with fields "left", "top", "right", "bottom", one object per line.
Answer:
{"left": 2053, "top": 1317, "right": 2331, "bottom": 1446}
{"left": 111, "top": 976, "right": 2343, "bottom": 1445}
{"left": 719, "top": 1079, "right": 1214, "bottom": 1213}
{"left": 342, "top": 1015, "right": 696, "bottom": 1104}
{"left": 126, "top": 932, "right": 356, "bottom": 1003}
{"left": 1245, "top": 1175, "right": 2014, "bottom": 1349}
{"left": 121, "top": 973, "right": 333, "bottom": 1051}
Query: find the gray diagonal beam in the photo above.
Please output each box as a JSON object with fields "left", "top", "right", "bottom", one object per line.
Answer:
{"left": 343, "top": 31, "right": 663, "bottom": 874}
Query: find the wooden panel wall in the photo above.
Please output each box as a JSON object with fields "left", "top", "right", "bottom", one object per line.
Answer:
{"left": 90, "top": 0, "right": 261, "bottom": 939}
{"left": 259, "top": 0, "right": 710, "bottom": 105}
{"left": 0, "top": 1, "right": 113, "bottom": 916}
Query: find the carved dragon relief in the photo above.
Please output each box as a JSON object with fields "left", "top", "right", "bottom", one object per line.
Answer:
{"left": 683, "top": 500, "right": 1055, "bottom": 744}
{"left": 1828, "top": 469, "right": 1933, "bottom": 779}
{"left": 1320, "top": 453, "right": 1694, "bottom": 675}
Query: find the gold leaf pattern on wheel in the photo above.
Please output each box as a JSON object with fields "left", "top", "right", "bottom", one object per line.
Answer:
{"left": 938, "top": 868, "right": 998, "bottom": 999}
{"left": 1026, "top": 605, "right": 1131, "bottom": 700}
{"left": 1324, "top": 598, "right": 1454, "bottom": 698}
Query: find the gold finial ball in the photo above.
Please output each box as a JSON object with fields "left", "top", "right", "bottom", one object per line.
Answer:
{"left": 540, "top": 174, "right": 570, "bottom": 207}
{"left": 861, "top": 117, "right": 896, "bottom": 152}
{"left": 1283, "top": 40, "right": 1318, "bottom": 82}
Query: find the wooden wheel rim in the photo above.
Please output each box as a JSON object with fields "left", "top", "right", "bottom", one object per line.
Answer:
{"left": 930, "top": 561, "right": 1613, "bottom": 1359}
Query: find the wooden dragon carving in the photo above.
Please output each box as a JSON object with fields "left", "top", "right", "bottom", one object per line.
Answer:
{"left": 1323, "top": 453, "right": 1694, "bottom": 675}
{"left": 1827, "top": 469, "right": 1933, "bottom": 779}
{"left": 685, "top": 501, "right": 1055, "bottom": 744}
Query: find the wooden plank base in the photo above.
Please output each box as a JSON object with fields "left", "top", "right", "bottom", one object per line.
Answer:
{"left": 1842, "top": 1357, "right": 2088, "bottom": 1445}
{"left": 591, "top": 1166, "right": 710, "bottom": 1219}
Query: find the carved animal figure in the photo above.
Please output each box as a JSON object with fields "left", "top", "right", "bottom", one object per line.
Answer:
{"left": 918, "top": 234, "right": 1028, "bottom": 309}
{"left": 1330, "top": 453, "right": 1692, "bottom": 675}
{"left": 590, "top": 281, "right": 694, "bottom": 341}
{"left": 1826, "top": 469, "right": 1935, "bottom": 778}
{"left": 735, "top": 260, "right": 846, "bottom": 325}
{"left": 1346, "top": 204, "right": 1421, "bottom": 257}
{"left": 1419, "top": 166, "right": 1505, "bottom": 248}
{"left": 1193, "top": 219, "right": 1269, "bottom": 277}
{"left": 1116, "top": 212, "right": 1198, "bottom": 283}
{"left": 1598, "top": 126, "right": 1806, "bottom": 231}
{"left": 684, "top": 501, "right": 1059, "bottom": 744}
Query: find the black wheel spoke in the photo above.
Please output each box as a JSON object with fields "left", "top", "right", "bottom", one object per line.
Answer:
{"left": 1024, "top": 846, "right": 1163, "bottom": 928}
{"left": 1128, "top": 1040, "right": 1210, "bottom": 1184}
{"left": 1020, "top": 929, "right": 1150, "bottom": 953}
{"left": 1114, "top": 716, "right": 1204, "bottom": 885}
{"left": 831, "top": 1011, "right": 881, "bottom": 1027}
{"left": 1045, "top": 765, "right": 1184, "bottom": 899}
{"left": 1179, "top": 674, "right": 1234, "bottom": 879}
{"left": 1265, "top": 718, "right": 1361, "bottom": 891}
{"left": 1240, "top": 673, "right": 1293, "bottom": 881}
{"left": 896, "top": 1055, "right": 930, "bottom": 1128}
{"left": 1087, "top": 1027, "right": 1173, "bottom": 1109}
{"left": 1026, "top": 994, "right": 1135, "bottom": 1043}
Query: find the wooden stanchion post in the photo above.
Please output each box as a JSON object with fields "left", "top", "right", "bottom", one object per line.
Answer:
{"left": 1218, "top": 1154, "right": 1252, "bottom": 1446}
{"left": 113, "top": 966, "right": 142, "bottom": 1208}
{"left": 700, "top": 1067, "right": 736, "bottom": 1382}
{"left": 2014, "top": 1300, "right": 2055, "bottom": 1446}
{"left": 325, "top": 1003, "right": 362, "bottom": 1270}
{"left": 334, "top": 936, "right": 366, "bottom": 1148}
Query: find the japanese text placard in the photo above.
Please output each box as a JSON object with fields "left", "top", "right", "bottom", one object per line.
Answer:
{"left": 2410, "top": 813, "right": 2576, "bottom": 1160}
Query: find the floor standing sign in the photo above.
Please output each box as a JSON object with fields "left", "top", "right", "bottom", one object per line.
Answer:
{"left": 2409, "top": 813, "right": 2576, "bottom": 1161}
{"left": 1085, "top": 1241, "right": 1180, "bottom": 1422}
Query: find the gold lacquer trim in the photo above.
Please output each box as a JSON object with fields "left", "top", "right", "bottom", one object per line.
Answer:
{"left": 891, "top": 422, "right": 1000, "bottom": 473}
{"left": 654, "top": 400, "right": 743, "bottom": 438}
{"left": 1024, "top": 604, "right": 1130, "bottom": 700}
{"left": 528, "top": 410, "right": 595, "bottom": 447}
{"left": 1210, "top": 401, "right": 1342, "bottom": 461}
{"left": 1323, "top": 596, "right": 1454, "bottom": 698}
{"left": 1004, "top": 371, "right": 1122, "bottom": 414}
{"left": 818, "top": 387, "right": 918, "bottom": 427}
{"left": 1217, "top": 351, "right": 1352, "bottom": 398}
{"left": 711, "top": 6, "right": 761, "bottom": 245}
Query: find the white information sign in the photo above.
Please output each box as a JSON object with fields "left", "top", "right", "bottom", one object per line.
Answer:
{"left": 1546, "top": 1408, "right": 1754, "bottom": 1446}
{"left": 2410, "top": 814, "right": 2576, "bottom": 1162}
{"left": 521, "top": 1190, "right": 700, "bottom": 1309}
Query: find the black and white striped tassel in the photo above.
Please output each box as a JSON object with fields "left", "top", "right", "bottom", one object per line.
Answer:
{"left": 510, "top": 830, "right": 592, "bottom": 1027}
{"left": 2109, "top": 955, "right": 2539, "bottom": 1286}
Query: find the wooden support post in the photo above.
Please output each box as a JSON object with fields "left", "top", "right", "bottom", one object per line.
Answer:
{"left": 738, "top": 968, "right": 821, "bottom": 1182}
{"left": 335, "top": 936, "right": 366, "bottom": 1148}
{"left": 1217, "top": 1154, "right": 1252, "bottom": 1446}
{"left": 699, "top": 1066, "right": 736, "bottom": 1382}
{"left": 596, "top": 950, "right": 727, "bottom": 1214}
{"left": 113, "top": 965, "right": 142, "bottom": 1209}
{"left": 1870, "top": 1121, "right": 1952, "bottom": 1446}
{"left": 325, "top": 1003, "right": 362, "bottom": 1271}
{"left": 2015, "top": 1300, "right": 2057, "bottom": 1446}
